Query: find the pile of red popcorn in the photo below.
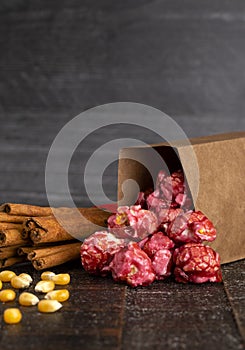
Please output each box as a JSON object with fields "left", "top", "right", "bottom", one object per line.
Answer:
{"left": 80, "top": 169, "right": 222, "bottom": 287}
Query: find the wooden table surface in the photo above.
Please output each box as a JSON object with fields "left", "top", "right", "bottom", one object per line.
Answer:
{"left": 0, "top": 258, "right": 244, "bottom": 350}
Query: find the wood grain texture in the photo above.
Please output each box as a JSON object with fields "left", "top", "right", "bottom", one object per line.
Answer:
{"left": 222, "top": 260, "right": 245, "bottom": 342}
{"left": 1, "top": 0, "right": 245, "bottom": 206}
{"left": 0, "top": 260, "right": 244, "bottom": 350}
{"left": 1, "top": 0, "right": 245, "bottom": 120}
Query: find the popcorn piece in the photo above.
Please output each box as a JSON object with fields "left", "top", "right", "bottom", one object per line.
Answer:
{"left": 167, "top": 210, "right": 217, "bottom": 244}
{"left": 151, "top": 249, "right": 173, "bottom": 280}
{"left": 109, "top": 242, "right": 156, "bottom": 287}
{"left": 147, "top": 170, "right": 191, "bottom": 210}
{"left": 134, "top": 188, "right": 153, "bottom": 209}
{"left": 173, "top": 243, "right": 222, "bottom": 283}
{"left": 157, "top": 208, "right": 184, "bottom": 232}
{"left": 140, "top": 231, "right": 174, "bottom": 280}
{"left": 141, "top": 231, "right": 175, "bottom": 258}
{"left": 80, "top": 231, "right": 127, "bottom": 275}
{"left": 108, "top": 205, "right": 158, "bottom": 240}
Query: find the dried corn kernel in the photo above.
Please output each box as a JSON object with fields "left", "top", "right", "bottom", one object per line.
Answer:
{"left": 11, "top": 275, "right": 31, "bottom": 289}
{"left": 44, "top": 289, "right": 70, "bottom": 302}
{"left": 52, "top": 273, "right": 70, "bottom": 285}
{"left": 0, "top": 270, "right": 16, "bottom": 282}
{"left": 0, "top": 280, "right": 2, "bottom": 290}
{"left": 19, "top": 292, "right": 39, "bottom": 306}
{"left": 0, "top": 289, "right": 16, "bottom": 302}
{"left": 3, "top": 308, "right": 22, "bottom": 324}
{"left": 41, "top": 271, "right": 56, "bottom": 281}
{"left": 35, "top": 280, "right": 55, "bottom": 293}
{"left": 19, "top": 273, "right": 33, "bottom": 284}
{"left": 38, "top": 299, "right": 62, "bottom": 313}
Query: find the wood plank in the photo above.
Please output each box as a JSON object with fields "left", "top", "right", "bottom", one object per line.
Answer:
{"left": 1, "top": 1, "right": 245, "bottom": 124}
{"left": 0, "top": 191, "right": 91, "bottom": 208}
{"left": 222, "top": 260, "right": 245, "bottom": 342}
{"left": 122, "top": 277, "right": 244, "bottom": 350}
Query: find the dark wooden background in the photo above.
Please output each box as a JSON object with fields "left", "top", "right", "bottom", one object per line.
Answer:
{"left": 1, "top": 0, "right": 245, "bottom": 206}
{"left": 0, "top": 1, "right": 244, "bottom": 349}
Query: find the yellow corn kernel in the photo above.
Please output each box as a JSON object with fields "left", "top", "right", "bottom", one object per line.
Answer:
{"left": 52, "top": 273, "right": 70, "bottom": 285}
{"left": 11, "top": 275, "right": 31, "bottom": 289}
{"left": 35, "top": 280, "right": 55, "bottom": 293}
{"left": 3, "top": 308, "right": 22, "bottom": 324}
{"left": 41, "top": 271, "right": 56, "bottom": 281}
{"left": 0, "top": 280, "right": 2, "bottom": 290}
{"left": 0, "top": 289, "right": 16, "bottom": 302}
{"left": 115, "top": 213, "right": 128, "bottom": 225}
{"left": 44, "top": 289, "right": 70, "bottom": 302}
{"left": 19, "top": 292, "right": 39, "bottom": 306}
{"left": 19, "top": 273, "right": 33, "bottom": 284}
{"left": 0, "top": 270, "right": 16, "bottom": 282}
{"left": 38, "top": 299, "right": 62, "bottom": 313}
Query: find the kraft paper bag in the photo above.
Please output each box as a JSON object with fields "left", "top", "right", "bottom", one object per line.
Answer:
{"left": 117, "top": 132, "right": 245, "bottom": 264}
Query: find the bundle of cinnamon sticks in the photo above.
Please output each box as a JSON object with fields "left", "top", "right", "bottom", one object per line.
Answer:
{"left": 0, "top": 203, "right": 111, "bottom": 270}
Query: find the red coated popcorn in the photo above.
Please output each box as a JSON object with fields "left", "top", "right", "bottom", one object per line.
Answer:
{"left": 147, "top": 169, "right": 191, "bottom": 209}
{"left": 107, "top": 206, "right": 134, "bottom": 238}
{"left": 107, "top": 206, "right": 129, "bottom": 228}
{"left": 141, "top": 231, "right": 175, "bottom": 258}
{"left": 169, "top": 170, "right": 188, "bottom": 206}
{"left": 135, "top": 188, "right": 153, "bottom": 209}
{"left": 109, "top": 242, "right": 156, "bottom": 287}
{"left": 157, "top": 208, "right": 183, "bottom": 225}
{"left": 146, "top": 190, "right": 168, "bottom": 210}
{"left": 157, "top": 170, "right": 184, "bottom": 204}
{"left": 151, "top": 249, "right": 173, "bottom": 280}
{"left": 108, "top": 205, "right": 158, "bottom": 240}
{"left": 81, "top": 168, "right": 222, "bottom": 287}
{"left": 140, "top": 232, "right": 174, "bottom": 280}
{"left": 80, "top": 231, "right": 127, "bottom": 275}
{"left": 167, "top": 210, "right": 217, "bottom": 244}
{"left": 173, "top": 243, "right": 222, "bottom": 283}
{"left": 157, "top": 208, "right": 184, "bottom": 232}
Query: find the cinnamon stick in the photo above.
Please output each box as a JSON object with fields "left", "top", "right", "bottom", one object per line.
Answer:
{"left": 0, "top": 203, "right": 53, "bottom": 217}
{"left": 25, "top": 220, "right": 74, "bottom": 244}
{"left": 22, "top": 224, "right": 36, "bottom": 240}
{"left": 26, "top": 242, "right": 81, "bottom": 261}
{"left": 23, "top": 207, "right": 110, "bottom": 244}
{"left": 0, "top": 256, "right": 26, "bottom": 268}
{"left": 0, "top": 229, "right": 29, "bottom": 246}
{"left": 0, "top": 203, "right": 111, "bottom": 222}
{"left": 31, "top": 242, "right": 81, "bottom": 270}
{"left": 0, "top": 245, "right": 23, "bottom": 259}
{"left": 0, "top": 223, "right": 23, "bottom": 231}
{"left": 0, "top": 203, "right": 112, "bottom": 269}
{"left": 17, "top": 246, "right": 34, "bottom": 256}
{"left": 0, "top": 213, "right": 29, "bottom": 223}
